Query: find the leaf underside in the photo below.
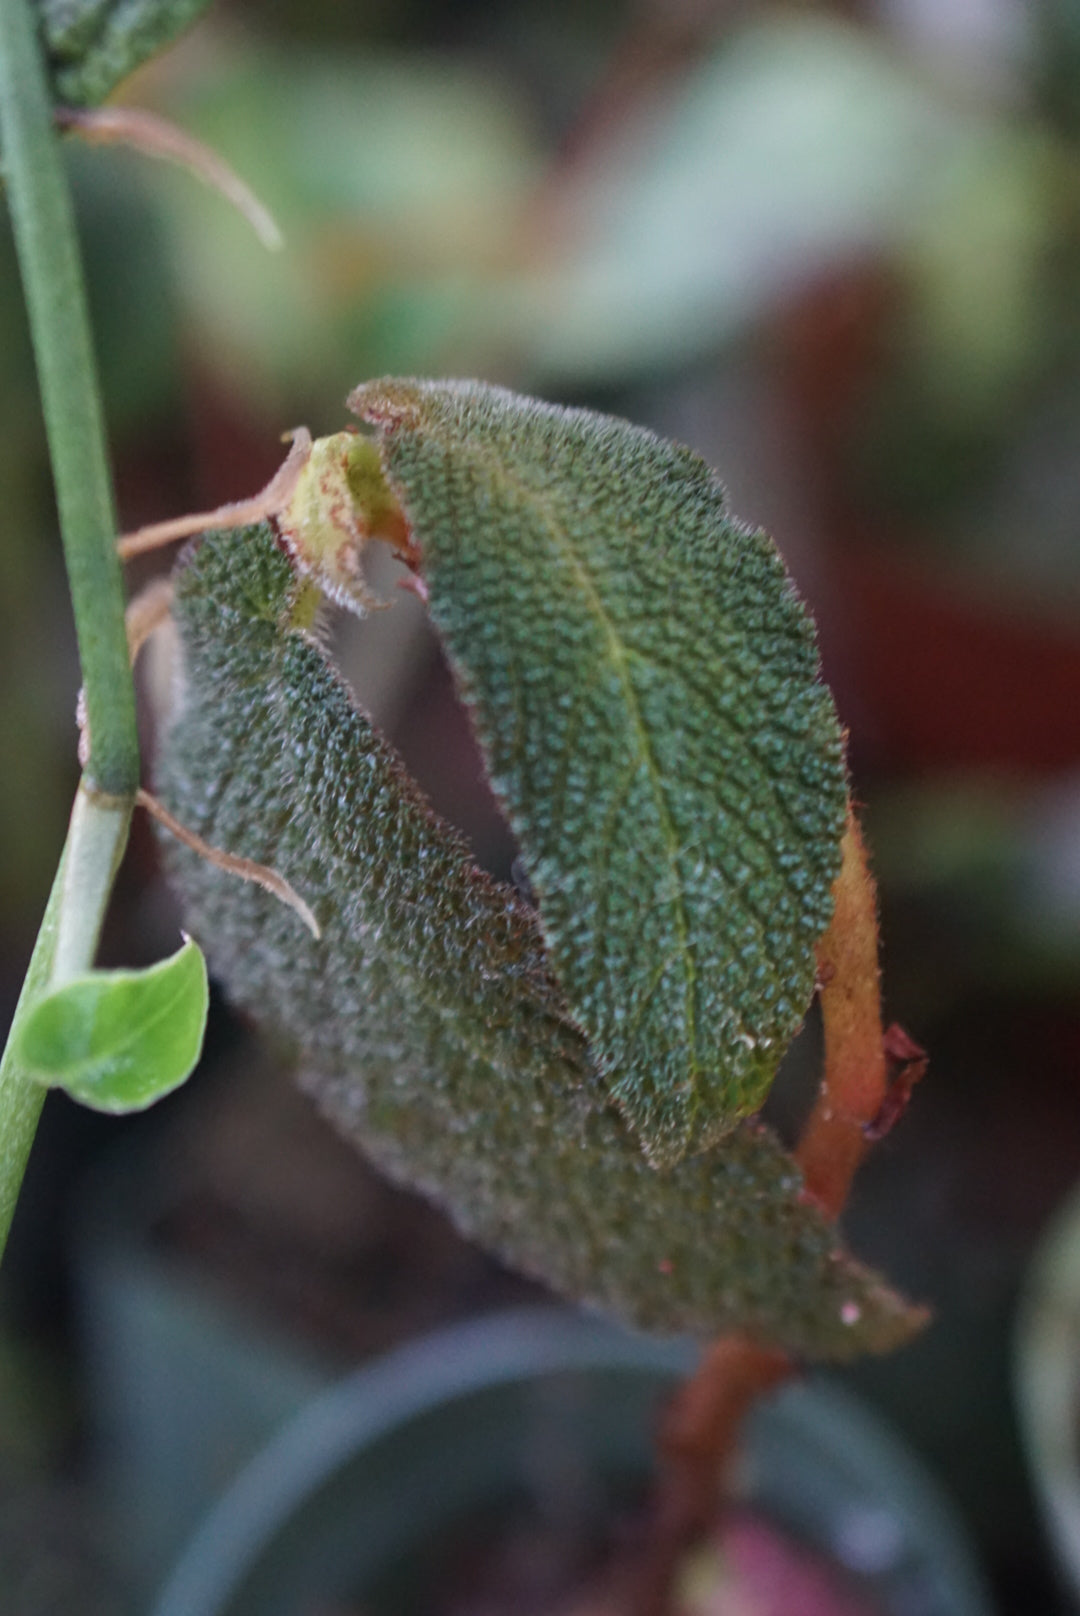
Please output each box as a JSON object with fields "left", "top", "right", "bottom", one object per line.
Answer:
{"left": 350, "top": 379, "right": 848, "bottom": 1166}
{"left": 155, "top": 523, "right": 917, "bottom": 1359}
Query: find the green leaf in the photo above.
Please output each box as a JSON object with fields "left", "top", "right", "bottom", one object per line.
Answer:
{"left": 143, "top": 47, "right": 540, "bottom": 403}
{"left": 38, "top": 0, "right": 213, "bottom": 107}
{"left": 350, "top": 380, "right": 848, "bottom": 1166}
{"left": 154, "top": 521, "right": 918, "bottom": 1359}
{"left": 16, "top": 939, "right": 208, "bottom": 1112}
{"left": 489, "top": 15, "right": 979, "bottom": 384}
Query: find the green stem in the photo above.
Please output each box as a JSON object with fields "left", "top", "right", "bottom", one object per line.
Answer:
{"left": 0, "top": 787, "right": 133, "bottom": 1259}
{"left": 0, "top": 0, "right": 141, "bottom": 1251}
{"left": 0, "top": 854, "right": 65, "bottom": 1261}
{"left": 52, "top": 785, "right": 133, "bottom": 986}
{"left": 0, "top": 0, "right": 139, "bottom": 797}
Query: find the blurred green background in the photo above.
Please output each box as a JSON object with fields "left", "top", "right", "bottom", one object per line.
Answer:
{"left": 5, "top": 0, "right": 1080, "bottom": 1610}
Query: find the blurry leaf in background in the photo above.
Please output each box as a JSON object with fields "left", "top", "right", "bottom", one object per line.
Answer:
{"left": 129, "top": 37, "right": 542, "bottom": 415}
{"left": 493, "top": 14, "right": 999, "bottom": 385}
{"left": 848, "top": 117, "right": 1069, "bottom": 541}
{"left": 16, "top": 938, "right": 208, "bottom": 1112}
{"left": 894, "top": 127, "right": 1056, "bottom": 427}
{"left": 69, "top": 141, "right": 184, "bottom": 431}
{"left": 99, "top": 10, "right": 1059, "bottom": 448}
{"left": 869, "top": 775, "right": 1080, "bottom": 1006}
{"left": 856, "top": 364, "right": 1080, "bottom": 621}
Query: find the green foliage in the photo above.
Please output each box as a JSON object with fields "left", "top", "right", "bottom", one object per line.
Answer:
{"left": 16, "top": 938, "right": 207, "bottom": 1111}
{"left": 351, "top": 380, "right": 848, "bottom": 1165}
{"left": 37, "top": 0, "right": 212, "bottom": 106}
{"left": 497, "top": 15, "right": 981, "bottom": 384}
{"left": 155, "top": 521, "right": 917, "bottom": 1358}
{"left": 141, "top": 46, "right": 539, "bottom": 409}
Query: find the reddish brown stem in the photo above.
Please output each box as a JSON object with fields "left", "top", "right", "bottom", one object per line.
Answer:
{"left": 626, "top": 1337, "right": 792, "bottom": 1616}
{"left": 796, "top": 807, "right": 889, "bottom": 1218}
{"left": 631, "top": 804, "right": 901, "bottom": 1616}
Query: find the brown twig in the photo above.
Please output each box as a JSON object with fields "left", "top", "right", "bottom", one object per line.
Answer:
{"left": 796, "top": 807, "right": 890, "bottom": 1218}
{"left": 124, "top": 576, "right": 174, "bottom": 660}
{"left": 626, "top": 1337, "right": 791, "bottom": 1616}
{"left": 56, "top": 105, "right": 283, "bottom": 251}
{"left": 117, "top": 429, "right": 312, "bottom": 559}
{"left": 631, "top": 803, "right": 913, "bottom": 1616}
{"left": 137, "top": 789, "right": 320, "bottom": 940}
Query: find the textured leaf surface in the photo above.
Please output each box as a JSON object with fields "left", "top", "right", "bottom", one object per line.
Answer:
{"left": 16, "top": 939, "right": 207, "bottom": 1111}
{"left": 350, "top": 380, "right": 848, "bottom": 1165}
{"left": 154, "top": 523, "right": 916, "bottom": 1359}
{"left": 38, "top": 0, "right": 211, "bottom": 106}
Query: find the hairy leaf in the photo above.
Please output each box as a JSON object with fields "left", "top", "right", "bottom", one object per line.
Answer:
{"left": 154, "top": 523, "right": 917, "bottom": 1359}
{"left": 16, "top": 938, "right": 207, "bottom": 1111}
{"left": 349, "top": 380, "right": 848, "bottom": 1165}
{"left": 38, "top": 0, "right": 212, "bottom": 106}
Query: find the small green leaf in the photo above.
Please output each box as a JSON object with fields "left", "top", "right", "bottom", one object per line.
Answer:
{"left": 350, "top": 380, "right": 848, "bottom": 1165}
{"left": 16, "top": 939, "right": 208, "bottom": 1112}
{"left": 154, "top": 522, "right": 919, "bottom": 1359}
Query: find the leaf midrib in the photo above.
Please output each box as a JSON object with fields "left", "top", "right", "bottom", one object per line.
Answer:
{"left": 408, "top": 427, "right": 811, "bottom": 1032}
{"left": 421, "top": 431, "right": 704, "bottom": 1093}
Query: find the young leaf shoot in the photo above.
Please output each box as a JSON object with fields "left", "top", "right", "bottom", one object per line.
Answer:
{"left": 16, "top": 937, "right": 208, "bottom": 1112}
